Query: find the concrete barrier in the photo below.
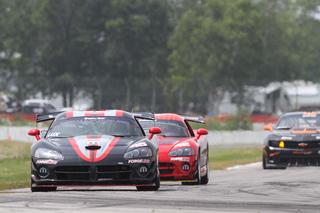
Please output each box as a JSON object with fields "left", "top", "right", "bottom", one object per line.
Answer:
{"left": 0, "top": 126, "right": 35, "bottom": 143}
{"left": 0, "top": 126, "right": 268, "bottom": 146}
{"left": 207, "top": 131, "right": 267, "bottom": 146}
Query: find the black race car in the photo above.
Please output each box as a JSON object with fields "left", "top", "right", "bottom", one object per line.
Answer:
{"left": 263, "top": 111, "right": 320, "bottom": 169}
{"left": 28, "top": 110, "right": 162, "bottom": 191}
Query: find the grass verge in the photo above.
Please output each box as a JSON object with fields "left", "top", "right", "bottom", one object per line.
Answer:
{"left": 0, "top": 141, "right": 30, "bottom": 190}
{"left": 209, "top": 145, "right": 261, "bottom": 170}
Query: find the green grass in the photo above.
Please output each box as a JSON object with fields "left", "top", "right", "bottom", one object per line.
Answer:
{"left": 209, "top": 146, "right": 262, "bottom": 170}
{"left": 0, "top": 158, "right": 30, "bottom": 190}
{"left": 0, "top": 141, "right": 30, "bottom": 190}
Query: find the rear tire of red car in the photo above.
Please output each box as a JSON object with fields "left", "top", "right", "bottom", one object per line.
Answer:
{"left": 31, "top": 179, "right": 57, "bottom": 192}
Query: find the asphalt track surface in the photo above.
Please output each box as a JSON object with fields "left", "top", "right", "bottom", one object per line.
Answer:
{"left": 0, "top": 163, "right": 319, "bottom": 213}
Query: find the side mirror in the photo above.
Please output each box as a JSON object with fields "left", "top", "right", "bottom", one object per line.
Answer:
{"left": 148, "top": 127, "right": 161, "bottom": 140}
{"left": 196, "top": 128, "right": 208, "bottom": 140}
{"left": 264, "top": 124, "right": 273, "bottom": 131}
{"left": 28, "top": 128, "right": 40, "bottom": 141}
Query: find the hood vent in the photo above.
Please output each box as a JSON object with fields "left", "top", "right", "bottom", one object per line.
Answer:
{"left": 85, "top": 145, "right": 101, "bottom": 150}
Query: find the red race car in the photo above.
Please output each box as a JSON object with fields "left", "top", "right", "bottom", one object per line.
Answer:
{"left": 139, "top": 113, "right": 209, "bottom": 185}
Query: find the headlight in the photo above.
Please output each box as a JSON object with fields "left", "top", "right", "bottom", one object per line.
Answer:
{"left": 129, "top": 141, "right": 148, "bottom": 149}
{"left": 269, "top": 141, "right": 286, "bottom": 148}
{"left": 169, "top": 147, "right": 194, "bottom": 156}
{"left": 269, "top": 141, "right": 279, "bottom": 147}
{"left": 34, "top": 148, "right": 64, "bottom": 160}
{"left": 124, "top": 147, "right": 152, "bottom": 159}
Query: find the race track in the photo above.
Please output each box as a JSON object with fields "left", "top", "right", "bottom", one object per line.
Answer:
{"left": 0, "top": 163, "right": 319, "bottom": 213}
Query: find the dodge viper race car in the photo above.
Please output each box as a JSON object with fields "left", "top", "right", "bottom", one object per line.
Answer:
{"left": 263, "top": 111, "right": 320, "bottom": 169}
{"left": 139, "top": 113, "right": 209, "bottom": 185}
{"left": 27, "top": 110, "right": 162, "bottom": 192}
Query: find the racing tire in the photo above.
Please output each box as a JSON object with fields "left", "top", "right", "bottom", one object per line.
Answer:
{"left": 200, "top": 148, "right": 209, "bottom": 185}
{"left": 200, "top": 166, "right": 209, "bottom": 185}
{"left": 136, "top": 162, "right": 160, "bottom": 191}
{"left": 136, "top": 172, "right": 160, "bottom": 191}
{"left": 262, "top": 154, "right": 286, "bottom": 170}
{"left": 31, "top": 179, "right": 57, "bottom": 192}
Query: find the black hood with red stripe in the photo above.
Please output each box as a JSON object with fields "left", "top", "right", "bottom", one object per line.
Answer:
{"left": 32, "top": 135, "right": 150, "bottom": 164}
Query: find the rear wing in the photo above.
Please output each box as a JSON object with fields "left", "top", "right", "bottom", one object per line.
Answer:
{"left": 181, "top": 115, "right": 205, "bottom": 124}
{"left": 132, "top": 112, "right": 155, "bottom": 120}
{"left": 36, "top": 111, "right": 64, "bottom": 122}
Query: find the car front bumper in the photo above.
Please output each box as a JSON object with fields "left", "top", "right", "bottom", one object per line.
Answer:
{"left": 159, "top": 156, "right": 197, "bottom": 181}
{"left": 265, "top": 146, "right": 320, "bottom": 166}
{"left": 32, "top": 159, "right": 157, "bottom": 186}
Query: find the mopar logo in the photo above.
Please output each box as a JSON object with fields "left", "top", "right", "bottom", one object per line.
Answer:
{"left": 138, "top": 166, "right": 148, "bottom": 176}
{"left": 39, "top": 167, "right": 49, "bottom": 178}
{"left": 298, "top": 143, "right": 308, "bottom": 148}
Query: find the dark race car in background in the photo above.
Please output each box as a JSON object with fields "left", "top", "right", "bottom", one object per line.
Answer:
{"left": 263, "top": 111, "right": 320, "bottom": 169}
{"left": 139, "top": 113, "right": 209, "bottom": 185}
{"left": 28, "top": 110, "right": 162, "bottom": 191}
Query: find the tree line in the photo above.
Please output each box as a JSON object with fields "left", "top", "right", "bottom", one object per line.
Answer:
{"left": 0, "top": 0, "right": 320, "bottom": 114}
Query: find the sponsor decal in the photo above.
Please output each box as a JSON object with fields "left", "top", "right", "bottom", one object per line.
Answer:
{"left": 36, "top": 159, "right": 58, "bottom": 165}
{"left": 298, "top": 143, "right": 308, "bottom": 148}
{"left": 47, "top": 132, "right": 60, "bottom": 137}
{"left": 280, "top": 136, "right": 292, "bottom": 140}
{"left": 174, "top": 142, "right": 190, "bottom": 148}
{"left": 84, "top": 117, "right": 105, "bottom": 120}
{"left": 66, "top": 110, "right": 123, "bottom": 118}
{"left": 128, "top": 159, "right": 150, "bottom": 164}
{"left": 302, "top": 112, "right": 317, "bottom": 117}
{"left": 170, "top": 157, "right": 190, "bottom": 162}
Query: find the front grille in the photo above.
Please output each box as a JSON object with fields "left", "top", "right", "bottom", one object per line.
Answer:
{"left": 96, "top": 165, "right": 131, "bottom": 180}
{"left": 160, "top": 169, "right": 173, "bottom": 174}
{"left": 279, "top": 157, "right": 320, "bottom": 166}
{"left": 97, "top": 165, "right": 130, "bottom": 172}
{"left": 284, "top": 141, "right": 320, "bottom": 149}
{"left": 270, "top": 141, "right": 320, "bottom": 149}
{"left": 55, "top": 166, "right": 90, "bottom": 173}
{"left": 54, "top": 165, "right": 133, "bottom": 181}
{"left": 159, "top": 162, "right": 174, "bottom": 168}
{"left": 159, "top": 162, "right": 174, "bottom": 175}
{"left": 55, "top": 166, "right": 91, "bottom": 180}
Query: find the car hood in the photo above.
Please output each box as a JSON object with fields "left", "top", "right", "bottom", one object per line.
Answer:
{"left": 155, "top": 136, "right": 192, "bottom": 154}
{"left": 35, "top": 135, "right": 145, "bottom": 163}
{"left": 268, "top": 128, "right": 320, "bottom": 141}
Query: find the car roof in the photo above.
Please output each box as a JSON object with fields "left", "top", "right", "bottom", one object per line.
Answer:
{"left": 55, "top": 110, "right": 132, "bottom": 120}
{"left": 281, "top": 111, "right": 320, "bottom": 116}
{"left": 155, "top": 113, "right": 185, "bottom": 122}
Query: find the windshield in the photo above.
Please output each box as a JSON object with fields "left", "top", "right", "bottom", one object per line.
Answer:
{"left": 276, "top": 114, "right": 320, "bottom": 130}
{"left": 139, "top": 120, "right": 189, "bottom": 137}
{"left": 47, "top": 116, "right": 144, "bottom": 138}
